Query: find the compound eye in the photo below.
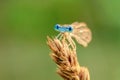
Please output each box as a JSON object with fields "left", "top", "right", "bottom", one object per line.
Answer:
{"left": 54, "top": 24, "right": 60, "bottom": 30}
{"left": 68, "top": 26, "right": 73, "bottom": 32}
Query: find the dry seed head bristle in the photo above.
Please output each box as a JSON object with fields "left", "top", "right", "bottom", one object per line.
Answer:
{"left": 47, "top": 36, "right": 90, "bottom": 80}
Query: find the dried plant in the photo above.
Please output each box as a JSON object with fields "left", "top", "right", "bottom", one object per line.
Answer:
{"left": 47, "top": 37, "right": 90, "bottom": 80}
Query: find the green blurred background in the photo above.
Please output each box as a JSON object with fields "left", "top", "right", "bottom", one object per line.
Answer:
{"left": 0, "top": 0, "right": 120, "bottom": 80}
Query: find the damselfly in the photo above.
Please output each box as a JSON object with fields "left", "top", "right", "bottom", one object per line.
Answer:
{"left": 54, "top": 22, "right": 92, "bottom": 49}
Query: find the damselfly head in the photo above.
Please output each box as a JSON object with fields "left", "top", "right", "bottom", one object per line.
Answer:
{"left": 54, "top": 24, "right": 73, "bottom": 33}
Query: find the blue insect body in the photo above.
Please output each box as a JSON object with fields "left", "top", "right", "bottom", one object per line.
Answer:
{"left": 54, "top": 24, "right": 73, "bottom": 32}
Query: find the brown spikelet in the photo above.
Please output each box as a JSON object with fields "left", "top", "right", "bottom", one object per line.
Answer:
{"left": 47, "top": 36, "right": 90, "bottom": 80}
